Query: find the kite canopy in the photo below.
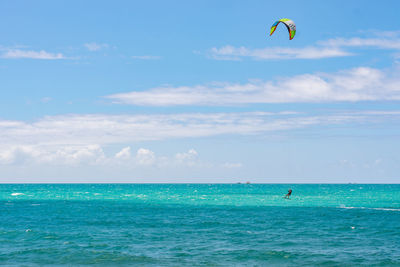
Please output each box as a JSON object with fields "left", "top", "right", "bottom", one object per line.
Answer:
{"left": 270, "top": 18, "right": 296, "bottom": 40}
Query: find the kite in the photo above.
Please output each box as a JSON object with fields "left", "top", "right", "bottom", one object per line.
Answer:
{"left": 270, "top": 18, "right": 296, "bottom": 40}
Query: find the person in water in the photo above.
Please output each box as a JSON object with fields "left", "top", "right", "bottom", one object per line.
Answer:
{"left": 284, "top": 189, "right": 292, "bottom": 199}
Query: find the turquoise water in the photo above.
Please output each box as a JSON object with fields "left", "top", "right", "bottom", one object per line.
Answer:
{"left": 1, "top": 184, "right": 399, "bottom": 266}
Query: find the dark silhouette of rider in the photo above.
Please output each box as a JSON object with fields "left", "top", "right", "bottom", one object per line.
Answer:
{"left": 284, "top": 189, "right": 292, "bottom": 199}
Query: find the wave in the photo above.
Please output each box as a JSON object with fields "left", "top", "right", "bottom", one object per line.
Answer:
{"left": 11, "top": 193, "right": 24, "bottom": 196}
{"left": 338, "top": 206, "right": 400, "bottom": 212}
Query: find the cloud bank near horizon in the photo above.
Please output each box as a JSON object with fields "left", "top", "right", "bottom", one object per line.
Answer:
{"left": 0, "top": 110, "right": 399, "bottom": 166}
{"left": 0, "top": 145, "right": 218, "bottom": 168}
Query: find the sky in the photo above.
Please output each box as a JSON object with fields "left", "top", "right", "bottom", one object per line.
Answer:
{"left": 1, "top": 0, "right": 400, "bottom": 183}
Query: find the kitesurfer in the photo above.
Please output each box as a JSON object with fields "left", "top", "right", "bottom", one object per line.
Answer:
{"left": 284, "top": 189, "right": 292, "bottom": 199}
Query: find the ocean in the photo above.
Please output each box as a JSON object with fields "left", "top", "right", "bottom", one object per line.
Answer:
{"left": 1, "top": 184, "right": 399, "bottom": 266}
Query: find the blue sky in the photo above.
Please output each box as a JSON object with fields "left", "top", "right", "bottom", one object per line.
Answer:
{"left": 1, "top": 0, "right": 400, "bottom": 183}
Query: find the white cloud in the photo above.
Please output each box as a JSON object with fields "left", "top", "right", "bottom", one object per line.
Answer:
{"left": 0, "top": 144, "right": 202, "bottom": 168}
{"left": 0, "top": 145, "right": 105, "bottom": 165}
{"left": 0, "top": 146, "right": 40, "bottom": 165}
{"left": 0, "top": 110, "right": 398, "bottom": 162}
{"left": 175, "top": 149, "right": 198, "bottom": 166}
{"left": 84, "top": 43, "right": 109, "bottom": 51}
{"left": 135, "top": 148, "right": 155, "bottom": 165}
{"left": 0, "top": 143, "right": 217, "bottom": 170}
{"left": 208, "top": 32, "right": 400, "bottom": 61}
{"left": 209, "top": 45, "right": 352, "bottom": 60}
{"left": 115, "top": 146, "right": 131, "bottom": 159}
{"left": 106, "top": 66, "right": 400, "bottom": 106}
{"left": 52, "top": 145, "right": 105, "bottom": 165}
{"left": 319, "top": 37, "right": 400, "bottom": 50}
{"left": 1, "top": 49, "right": 65, "bottom": 59}
{"left": 0, "top": 110, "right": 399, "bottom": 167}
{"left": 0, "top": 112, "right": 346, "bottom": 149}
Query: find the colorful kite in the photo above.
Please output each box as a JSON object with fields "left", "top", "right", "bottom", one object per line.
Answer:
{"left": 270, "top": 18, "right": 296, "bottom": 40}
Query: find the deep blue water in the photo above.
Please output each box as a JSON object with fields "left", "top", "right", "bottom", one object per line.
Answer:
{"left": 1, "top": 184, "right": 399, "bottom": 266}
